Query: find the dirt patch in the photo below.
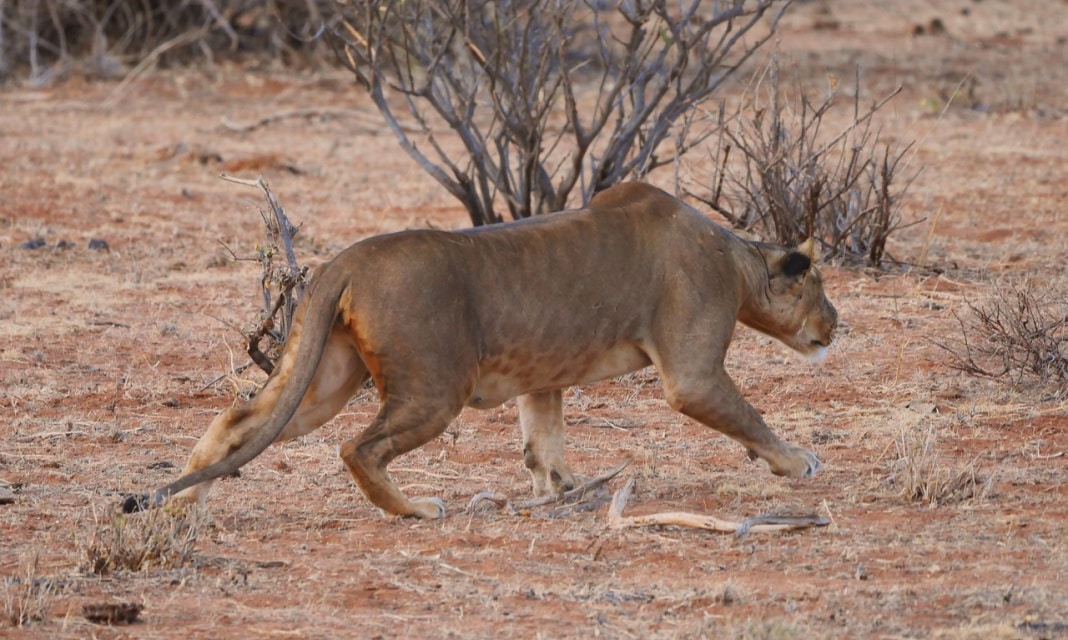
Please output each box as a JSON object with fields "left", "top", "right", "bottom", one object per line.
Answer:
{"left": 3, "top": 1, "right": 1068, "bottom": 637}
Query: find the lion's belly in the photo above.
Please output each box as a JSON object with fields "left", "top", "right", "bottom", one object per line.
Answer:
{"left": 466, "top": 343, "right": 651, "bottom": 408}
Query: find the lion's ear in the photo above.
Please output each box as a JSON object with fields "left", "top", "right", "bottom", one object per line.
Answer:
{"left": 779, "top": 251, "right": 812, "bottom": 279}
{"left": 797, "top": 237, "right": 821, "bottom": 262}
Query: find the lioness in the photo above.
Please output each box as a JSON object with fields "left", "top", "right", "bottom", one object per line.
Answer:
{"left": 124, "top": 182, "right": 837, "bottom": 519}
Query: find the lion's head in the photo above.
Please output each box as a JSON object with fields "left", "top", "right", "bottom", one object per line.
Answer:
{"left": 739, "top": 238, "right": 838, "bottom": 361}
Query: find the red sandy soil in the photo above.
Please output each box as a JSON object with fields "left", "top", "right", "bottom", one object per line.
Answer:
{"left": 2, "top": 1, "right": 1067, "bottom": 637}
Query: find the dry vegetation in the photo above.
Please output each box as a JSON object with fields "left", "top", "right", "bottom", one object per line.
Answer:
{"left": 2, "top": 0, "right": 1068, "bottom": 638}
{"left": 80, "top": 502, "right": 208, "bottom": 575}
{"left": 940, "top": 279, "right": 1068, "bottom": 396}
{"left": 683, "top": 59, "right": 916, "bottom": 267}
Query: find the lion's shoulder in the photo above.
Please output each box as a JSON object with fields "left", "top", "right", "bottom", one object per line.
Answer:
{"left": 589, "top": 182, "right": 676, "bottom": 211}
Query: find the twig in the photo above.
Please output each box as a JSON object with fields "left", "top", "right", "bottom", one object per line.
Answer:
{"left": 220, "top": 174, "right": 308, "bottom": 374}
{"left": 466, "top": 458, "right": 631, "bottom": 514}
{"left": 24, "top": 430, "right": 89, "bottom": 440}
{"left": 607, "top": 477, "right": 830, "bottom": 538}
{"left": 106, "top": 29, "right": 207, "bottom": 106}
{"left": 219, "top": 108, "right": 418, "bottom": 134}
{"left": 196, "top": 362, "right": 257, "bottom": 393}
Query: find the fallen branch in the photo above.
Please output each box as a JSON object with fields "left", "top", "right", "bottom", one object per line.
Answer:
{"left": 220, "top": 108, "right": 419, "bottom": 134}
{"left": 466, "top": 458, "right": 631, "bottom": 514}
{"left": 607, "top": 477, "right": 830, "bottom": 538}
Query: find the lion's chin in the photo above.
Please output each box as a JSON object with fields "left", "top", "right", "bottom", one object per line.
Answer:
{"left": 804, "top": 345, "right": 829, "bottom": 364}
{"left": 789, "top": 335, "right": 830, "bottom": 363}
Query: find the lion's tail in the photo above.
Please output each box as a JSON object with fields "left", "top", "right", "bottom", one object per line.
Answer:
{"left": 124, "top": 264, "right": 350, "bottom": 513}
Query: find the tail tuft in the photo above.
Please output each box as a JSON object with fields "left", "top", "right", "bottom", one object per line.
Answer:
{"left": 121, "top": 494, "right": 150, "bottom": 513}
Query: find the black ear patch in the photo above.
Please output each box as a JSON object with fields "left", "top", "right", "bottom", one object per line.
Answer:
{"left": 780, "top": 251, "right": 811, "bottom": 278}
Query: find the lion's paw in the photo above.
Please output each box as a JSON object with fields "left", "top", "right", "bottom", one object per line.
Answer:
{"left": 768, "top": 445, "right": 821, "bottom": 479}
{"left": 410, "top": 496, "right": 447, "bottom": 519}
{"left": 529, "top": 462, "right": 576, "bottom": 497}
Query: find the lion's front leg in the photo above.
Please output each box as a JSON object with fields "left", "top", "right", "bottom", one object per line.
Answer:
{"left": 661, "top": 368, "right": 820, "bottom": 479}
{"left": 517, "top": 391, "right": 576, "bottom": 496}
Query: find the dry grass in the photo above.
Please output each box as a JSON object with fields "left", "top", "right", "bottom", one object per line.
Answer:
{"left": 2, "top": 553, "right": 58, "bottom": 628}
{"left": 890, "top": 423, "right": 991, "bottom": 507}
{"left": 79, "top": 502, "right": 210, "bottom": 575}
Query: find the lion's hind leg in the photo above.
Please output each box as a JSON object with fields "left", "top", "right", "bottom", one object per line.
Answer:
{"left": 173, "top": 325, "right": 368, "bottom": 505}
{"left": 518, "top": 391, "right": 576, "bottom": 496}
{"left": 340, "top": 398, "right": 462, "bottom": 519}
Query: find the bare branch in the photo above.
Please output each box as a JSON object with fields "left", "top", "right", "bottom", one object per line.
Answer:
{"left": 607, "top": 477, "right": 830, "bottom": 537}
{"left": 331, "top": 0, "right": 793, "bottom": 225}
{"left": 220, "top": 174, "right": 309, "bottom": 374}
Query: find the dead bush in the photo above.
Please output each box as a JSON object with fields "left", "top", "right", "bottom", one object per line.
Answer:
{"left": 939, "top": 279, "right": 1068, "bottom": 396}
{"left": 218, "top": 176, "right": 309, "bottom": 376}
{"left": 684, "top": 60, "right": 917, "bottom": 267}
{"left": 333, "top": 0, "right": 793, "bottom": 225}
{"left": 0, "top": 0, "right": 332, "bottom": 84}
{"left": 80, "top": 502, "right": 209, "bottom": 574}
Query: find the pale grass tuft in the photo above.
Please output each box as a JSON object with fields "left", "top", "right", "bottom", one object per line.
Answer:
{"left": 79, "top": 502, "right": 210, "bottom": 574}
{"left": 932, "top": 621, "right": 1027, "bottom": 639}
{"left": 892, "top": 424, "right": 991, "bottom": 506}
{"left": 714, "top": 479, "right": 788, "bottom": 501}
{"left": 2, "top": 552, "right": 58, "bottom": 628}
{"left": 711, "top": 618, "right": 824, "bottom": 640}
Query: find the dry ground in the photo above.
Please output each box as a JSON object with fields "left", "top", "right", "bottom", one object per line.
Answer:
{"left": 2, "top": 1, "right": 1068, "bottom": 637}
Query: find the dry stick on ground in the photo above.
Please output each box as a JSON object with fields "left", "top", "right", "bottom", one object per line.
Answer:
{"left": 219, "top": 108, "right": 419, "bottom": 134}
{"left": 607, "top": 477, "right": 830, "bottom": 538}
{"left": 220, "top": 174, "right": 308, "bottom": 375}
{"left": 466, "top": 459, "right": 631, "bottom": 514}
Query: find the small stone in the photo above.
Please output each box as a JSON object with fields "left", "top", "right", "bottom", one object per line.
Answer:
{"left": 0, "top": 485, "right": 15, "bottom": 504}
{"left": 20, "top": 237, "right": 46, "bottom": 250}
{"left": 88, "top": 238, "right": 110, "bottom": 251}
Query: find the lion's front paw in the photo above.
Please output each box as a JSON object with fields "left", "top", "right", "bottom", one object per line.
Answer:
{"left": 528, "top": 460, "right": 576, "bottom": 497}
{"left": 767, "top": 445, "right": 821, "bottom": 479}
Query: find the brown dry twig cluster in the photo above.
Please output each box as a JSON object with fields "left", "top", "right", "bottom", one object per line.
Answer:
{"left": 220, "top": 174, "right": 309, "bottom": 375}
{"left": 0, "top": 0, "right": 333, "bottom": 84}
{"left": 685, "top": 60, "right": 917, "bottom": 267}
{"left": 80, "top": 503, "right": 208, "bottom": 575}
{"left": 939, "top": 279, "right": 1068, "bottom": 395}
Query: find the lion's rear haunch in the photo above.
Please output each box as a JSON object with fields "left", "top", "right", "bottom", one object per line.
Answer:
{"left": 125, "top": 182, "right": 838, "bottom": 519}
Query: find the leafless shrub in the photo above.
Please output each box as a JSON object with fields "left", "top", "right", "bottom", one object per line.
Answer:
{"left": 939, "top": 279, "right": 1068, "bottom": 395}
{"left": 219, "top": 175, "right": 309, "bottom": 375}
{"left": 332, "top": 0, "right": 793, "bottom": 225}
{"left": 2, "top": 553, "right": 58, "bottom": 628}
{"left": 890, "top": 424, "right": 990, "bottom": 507}
{"left": 0, "top": 0, "right": 332, "bottom": 84}
{"left": 80, "top": 502, "right": 209, "bottom": 574}
{"left": 685, "top": 60, "right": 917, "bottom": 267}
